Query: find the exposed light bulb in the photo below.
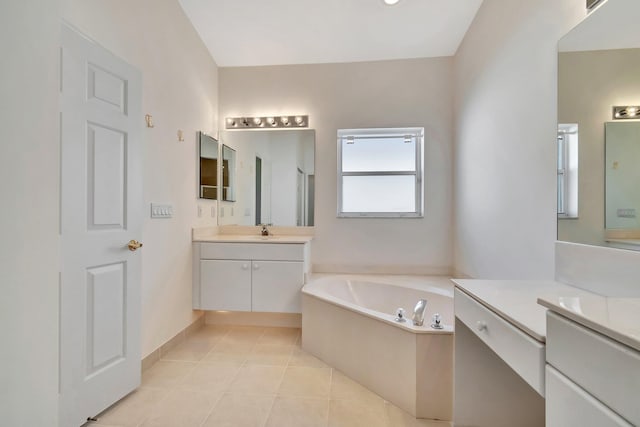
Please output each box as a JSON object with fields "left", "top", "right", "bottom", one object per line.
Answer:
{"left": 226, "top": 118, "right": 237, "bottom": 127}
{"left": 253, "top": 117, "right": 263, "bottom": 125}
{"left": 267, "top": 117, "right": 276, "bottom": 126}
{"left": 294, "top": 116, "right": 304, "bottom": 125}
{"left": 281, "top": 116, "right": 290, "bottom": 126}
{"left": 628, "top": 107, "right": 637, "bottom": 116}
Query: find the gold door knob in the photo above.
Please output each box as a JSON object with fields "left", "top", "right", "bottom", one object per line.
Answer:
{"left": 127, "top": 240, "right": 143, "bottom": 251}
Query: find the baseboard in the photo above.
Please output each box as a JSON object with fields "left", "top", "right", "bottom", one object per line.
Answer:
{"left": 141, "top": 314, "right": 205, "bottom": 372}
{"left": 205, "top": 311, "right": 302, "bottom": 328}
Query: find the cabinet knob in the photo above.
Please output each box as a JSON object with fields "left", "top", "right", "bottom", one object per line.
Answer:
{"left": 242, "top": 263, "right": 249, "bottom": 270}
{"left": 476, "top": 321, "right": 488, "bottom": 332}
{"left": 253, "top": 263, "right": 260, "bottom": 270}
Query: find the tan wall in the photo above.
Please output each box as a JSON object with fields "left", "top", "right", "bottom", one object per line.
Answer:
{"left": 220, "top": 58, "right": 454, "bottom": 274}
{"left": 0, "top": 1, "right": 61, "bottom": 425}
{"left": 453, "top": 0, "right": 586, "bottom": 279}
{"left": 62, "top": 0, "right": 219, "bottom": 357}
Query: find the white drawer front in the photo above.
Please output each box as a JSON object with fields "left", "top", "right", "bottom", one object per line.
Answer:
{"left": 546, "top": 365, "right": 632, "bottom": 427}
{"left": 200, "top": 242, "right": 305, "bottom": 261}
{"left": 546, "top": 312, "right": 640, "bottom": 426}
{"left": 454, "top": 288, "right": 545, "bottom": 395}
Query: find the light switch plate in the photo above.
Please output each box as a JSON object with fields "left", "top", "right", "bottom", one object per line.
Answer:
{"left": 151, "top": 203, "right": 173, "bottom": 218}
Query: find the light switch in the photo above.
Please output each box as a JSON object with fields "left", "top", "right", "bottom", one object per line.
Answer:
{"left": 617, "top": 208, "right": 637, "bottom": 218}
{"left": 151, "top": 203, "right": 173, "bottom": 218}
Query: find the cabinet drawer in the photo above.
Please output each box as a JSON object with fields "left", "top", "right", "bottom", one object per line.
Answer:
{"left": 200, "top": 242, "right": 304, "bottom": 261}
{"left": 454, "top": 288, "right": 545, "bottom": 395}
{"left": 546, "top": 312, "right": 640, "bottom": 425}
{"left": 546, "top": 365, "right": 632, "bottom": 427}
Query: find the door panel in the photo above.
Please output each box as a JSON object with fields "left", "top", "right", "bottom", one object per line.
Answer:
{"left": 60, "top": 23, "right": 142, "bottom": 427}
{"left": 86, "top": 262, "right": 126, "bottom": 375}
{"left": 87, "top": 123, "right": 126, "bottom": 229}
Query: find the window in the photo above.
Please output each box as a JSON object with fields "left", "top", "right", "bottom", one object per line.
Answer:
{"left": 557, "top": 124, "right": 578, "bottom": 218}
{"left": 337, "top": 127, "right": 424, "bottom": 217}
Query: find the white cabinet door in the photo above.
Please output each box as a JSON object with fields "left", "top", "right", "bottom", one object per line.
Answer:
{"left": 201, "top": 260, "right": 251, "bottom": 311}
{"left": 252, "top": 261, "right": 304, "bottom": 313}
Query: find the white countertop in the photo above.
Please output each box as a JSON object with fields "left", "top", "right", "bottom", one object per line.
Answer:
{"left": 452, "top": 279, "right": 598, "bottom": 342}
{"left": 193, "top": 234, "right": 313, "bottom": 244}
{"left": 538, "top": 295, "right": 640, "bottom": 352}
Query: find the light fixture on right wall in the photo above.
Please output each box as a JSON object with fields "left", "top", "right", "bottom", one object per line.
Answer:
{"left": 613, "top": 105, "right": 640, "bottom": 119}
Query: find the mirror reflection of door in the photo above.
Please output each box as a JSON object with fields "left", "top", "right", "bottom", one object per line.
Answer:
{"left": 297, "top": 168, "right": 304, "bottom": 226}
{"left": 307, "top": 175, "right": 315, "bottom": 226}
{"left": 255, "top": 156, "right": 262, "bottom": 225}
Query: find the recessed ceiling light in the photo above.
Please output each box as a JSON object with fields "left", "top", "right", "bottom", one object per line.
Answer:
{"left": 384, "top": 0, "right": 400, "bottom": 5}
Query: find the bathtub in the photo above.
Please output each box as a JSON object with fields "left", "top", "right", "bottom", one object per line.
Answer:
{"left": 301, "top": 274, "right": 454, "bottom": 421}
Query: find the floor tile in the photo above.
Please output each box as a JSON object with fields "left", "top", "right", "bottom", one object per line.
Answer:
{"left": 385, "top": 402, "right": 452, "bottom": 427}
{"left": 278, "top": 366, "right": 332, "bottom": 398}
{"left": 179, "top": 362, "right": 240, "bottom": 393}
{"left": 258, "top": 327, "right": 300, "bottom": 345}
{"left": 211, "top": 338, "right": 257, "bottom": 354}
{"left": 138, "top": 389, "right": 220, "bottom": 427}
{"left": 201, "top": 393, "right": 274, "bottom": 427}
{"left": 228, "top": 365, "right": 286, "bottom": 394}
{"left": 223, "top": 326, "right": 265, "bottom": 344}
{"left": 201, "top": 349, "right": 249, "bottom": 366}
{"left": 330, "top": 370, "right": 384, "bottom": 405}
{"left": 160, "top": 338, "right": 217, "bottom": 362}
{"left": 141, "top": 360, "right": 196, "bottom": 389}
{"left": 95, "top": 388, "right": 168, "bottom": 427}
{"left": 328, "top": 398, "right": 387, "bottom": 427}
{"left": 245, "top": 343, "right": 294, "bottom": 366}
{"left": 289, "top": 348, "right": 330, "bottom": 368}
{"left": 265, "top": 396, "right": 329, "bottom": 427}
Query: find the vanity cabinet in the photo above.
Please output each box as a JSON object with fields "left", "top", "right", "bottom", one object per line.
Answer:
{"left": 545, "top": 311, "right": 639, "bottom": 427}
{"left": 193, "top": 241, "right": 309, "bottom": 313}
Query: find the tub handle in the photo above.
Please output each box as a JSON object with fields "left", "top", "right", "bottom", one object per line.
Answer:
{"left": 395, "top": 308, "right": 407, "bottom": 322}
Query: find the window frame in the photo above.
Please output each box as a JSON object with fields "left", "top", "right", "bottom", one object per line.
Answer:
{"left": 336, "top": 127, "right": 424, "bottom": 218}
{"left": 557, "top": 124, "right": 579, "bottom": 219}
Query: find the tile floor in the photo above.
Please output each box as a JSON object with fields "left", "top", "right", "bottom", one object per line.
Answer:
{"left": 84, "top": 325, "right": 451, "bottom": 427}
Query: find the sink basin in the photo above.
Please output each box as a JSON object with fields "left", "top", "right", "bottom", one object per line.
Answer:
{"left": 237, "top": 235, "right": 282, "bottom": 241}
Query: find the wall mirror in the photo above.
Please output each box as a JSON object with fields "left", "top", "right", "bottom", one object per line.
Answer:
{"left": 217, "top": 129, "right": 315, "bottom": 227}
{"left": 199, "top": 132, "right": 219, "bottom": 200}
{"left": 222, "top": 145, "right": 237, "bottom": 202}
{"left": 557, "top": 0, "right": 640, "bottom": 251}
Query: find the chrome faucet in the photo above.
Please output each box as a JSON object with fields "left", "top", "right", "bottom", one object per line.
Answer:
{"left": 260, "top": 224, "right": 270, "bottom": 236}
{"left": 412, "top": 299, "right": 428, "bottom": 326}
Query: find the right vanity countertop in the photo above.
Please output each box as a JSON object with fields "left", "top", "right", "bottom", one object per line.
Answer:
{"left": 538, "top": 294, "right": 640, "bottom": 352}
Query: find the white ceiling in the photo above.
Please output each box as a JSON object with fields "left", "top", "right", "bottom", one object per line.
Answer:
{"left": 178, "top": 0, "right": 484, "bottom": 67}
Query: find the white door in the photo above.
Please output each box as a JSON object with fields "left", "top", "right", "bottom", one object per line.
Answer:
{"left": 59, "top": 24, "right": 143, "bottom": 427}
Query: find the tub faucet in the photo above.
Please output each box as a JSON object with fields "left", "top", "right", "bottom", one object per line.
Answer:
{"left": 412, "top": 299, "right": 428, "bottom": 326}
{"left": 260, "top": 224, "right": 270, "bottom": 236}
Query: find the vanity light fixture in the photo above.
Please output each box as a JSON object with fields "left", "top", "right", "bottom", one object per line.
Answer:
{"left": 613, "top": 106, "right": 640, "bottom": 120}
{"left": 225, "top": 115, "right": 308, "bottom": 129}
{"left": 384, "top": 0, "right": 400, "bottom": 5}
